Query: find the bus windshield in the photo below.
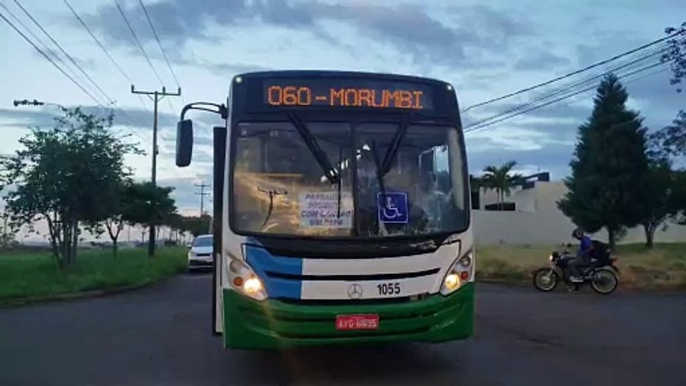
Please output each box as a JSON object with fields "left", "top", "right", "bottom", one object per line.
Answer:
{"left": 231, "top": 121, "right": 468, "bottom": 238}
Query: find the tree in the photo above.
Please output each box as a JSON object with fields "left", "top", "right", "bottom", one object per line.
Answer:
{"left": 0, "top": 212, "right": 18, "bottom": 249}
{"left": 661, "top": 22, "right": 686, "bottom": 92}
{"left": 652, "top": 23, "right": 686, "bottom": 157}
{"left": 163, "top": 212, "right": 184, "bottom": 242}
{"left": 651, "top": 110, "right": 686, "bottom": 158}
{"left": 480, "top": 161, "right": 523, "bottom": 210}
{"left": 639, "top": 160, "right": 677, "bottom": 247}
{"left": 558, "top": 74, "right": 650, "bottom": 248}
{"left": 120, "top": 181, "right": 178, "bottom": 254}
{"left": 182, "top": 214, "right": 213, "bottom": 237}
{"left": 84, "top": 178, "right": 139, "bottom": 256}
{"left": 671, "top": 170, "right": 686, "bottom": 224}
{"left": 0, "top": 107, "right": 139, "bottom": 267}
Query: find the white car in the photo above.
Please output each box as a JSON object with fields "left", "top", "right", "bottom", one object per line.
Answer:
{"left": 187, "top": 234, "right": 213, "bottom": 271}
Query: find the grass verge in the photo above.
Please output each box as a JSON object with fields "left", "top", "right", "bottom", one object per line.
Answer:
{"left": 476, "top": 243, "right": 686, "bottom": 290}
{"left": 0, "top": 247, "right": 187, "bottom": 306}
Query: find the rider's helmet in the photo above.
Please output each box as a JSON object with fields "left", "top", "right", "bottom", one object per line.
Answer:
{"left": 571, "top": 228, "right": 584, "bottom": 239}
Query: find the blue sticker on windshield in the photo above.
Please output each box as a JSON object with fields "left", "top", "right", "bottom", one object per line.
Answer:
{"left": 377, "top": 192, "right": 409, "bottom": 224}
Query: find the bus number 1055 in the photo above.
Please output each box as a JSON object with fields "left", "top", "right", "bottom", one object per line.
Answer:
{"left": 377, "top": 282, "right": 401, "bottom": 296}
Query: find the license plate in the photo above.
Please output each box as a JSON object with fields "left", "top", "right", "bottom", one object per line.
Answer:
{"left": 335, "top": 314, "right": 379, "bottom": 331}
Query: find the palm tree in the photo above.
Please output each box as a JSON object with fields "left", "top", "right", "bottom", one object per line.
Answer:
{"left": 480, "top": 161, "right": 524, "bottom": 210}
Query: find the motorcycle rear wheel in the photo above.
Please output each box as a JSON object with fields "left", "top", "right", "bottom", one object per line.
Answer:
{"left": 590, "top": 268, "right": 619, "bottom": 294}
{"left": 533, "top": 268, "right": 559, "bottom": 291}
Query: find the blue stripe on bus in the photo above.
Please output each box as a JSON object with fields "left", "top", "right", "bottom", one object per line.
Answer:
{"left": 244, "top": 243, "right": 302, "bottom": 299}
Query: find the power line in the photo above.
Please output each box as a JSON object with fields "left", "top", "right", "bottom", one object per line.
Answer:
{"left": 464, "top": 60, "right": 671, "bottom": 135}
{"left": 13, "top": 0, "right": 154, "bottom": 144}
{"left": 461, "top": 28, "right": 686, "bottom": 112}
{"left": 525, "top": 45, "right": 670, "bottom": 104}
{"left": 464, "top": 61, "right": 667, "bottom": 134}
{"left": 13, "top": 0, "right": 114, "bottom": 106}
{"left": 112, "top": 0, "right": 165, "bottom": 87}
{"left": 112, "top": 0, "right": 177, "bottom": 117}
{"left": 61, "top": 0, "right": 151, "bottom": 112}
{"left": 464, "top": 44, "right": 674, "bottom": 130}
{"left": 466, "top": 66, "right": 671, "bottom": 137}
{"left": 0, "top": 10, "right": 103, "bottom": 105}
{"left": 137, "top": 0, "right": 184, "bottom": 101}
{"left": 3, "top": 1, "right": 151, "bottom": 144}
{"left": 63, "top": 0, "right": 132, "bottom": 84}
{"left": 0, "top": 2, "right": 88, "bottom": 95}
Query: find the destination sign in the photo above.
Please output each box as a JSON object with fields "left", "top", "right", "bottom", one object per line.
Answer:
{"left": 262, "top": 79, "right": 435, "bottom": 110}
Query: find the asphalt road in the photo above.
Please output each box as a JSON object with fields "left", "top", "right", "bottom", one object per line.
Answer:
{"left": 1, "top": 274, "right": 685, "bottom": 386}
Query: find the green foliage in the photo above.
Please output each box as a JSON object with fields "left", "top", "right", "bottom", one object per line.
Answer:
{"left": 0, "top": 213, "right": 18, "bottom": 249}
{"left": 661, "top": 22, "right": 686, "bottom": 92}
{"left": 0, "top": 247, "right": 186, "bottom": 303}
{"left": 651, "top": 110, "right": 686, "bottom": 159}
{"left": 121, "top": 181, "right": 178, "bottom": 228}
{"left": 557, "top": 74, "right": 650, "bottom": 247}
{"left": 181, "top": 214, "right": 213, "bottom": 237}
{"left": 652, "top": 23, "right": 686, "bottom": 158}
{"left": 669, "top": 170, "right": 686, "bottom": 225}
{"left": 0, "top": 107, "right": 141, "bottom": 268}
{"left": 85, "top": 180, "right": 179, "bottom": 256}
{"left": 480, "top": 160, "right": 523, "bottom": 210}
{"left": 638, "top": 159, "right": 678, "bottom": 247}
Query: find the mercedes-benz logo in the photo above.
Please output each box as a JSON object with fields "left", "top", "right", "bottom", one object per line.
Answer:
{"left": 347, "top": 284, "right": 363, "bottom": 299}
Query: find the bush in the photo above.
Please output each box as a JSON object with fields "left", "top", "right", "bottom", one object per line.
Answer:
{"left": 0, "top": 247, "right": 187, "bottom": 304}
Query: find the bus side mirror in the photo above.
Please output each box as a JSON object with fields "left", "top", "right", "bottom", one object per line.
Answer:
{"left": 176, "top": 119, "right": 194, "bottom": 167}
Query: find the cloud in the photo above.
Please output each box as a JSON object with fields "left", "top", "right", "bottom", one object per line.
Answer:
{"left": 0, "top": 108, "right": 58, "bottom": 128}
{"left": 0, "top": 105, "right": 177, "bottom": 131}
{"left": 467, "top": 140, "right": 574, "bottom": 181}
{"left": 171, "top": 56, "right": 272, "bottom": 77}
{"left": 623, "top": 69, "right": 684, "bottom": 130}
{"left": 465, "top": 101, "right": 591, "bottom": 127}
{"left": 154, "top": 174, "right": 214, "bottom": 213}
{"left": 514, "top": 51, "right": 571, "bottom": 71}
{"left": 462, "top": 68, "right": 681, "bottom": 181}
{"left": 83, "top": 1, "right": 535, "bottom": 67}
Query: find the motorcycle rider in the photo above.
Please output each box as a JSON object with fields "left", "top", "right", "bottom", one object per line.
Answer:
{"left": 569, "top": 228, "right": 594, "bottom": 286}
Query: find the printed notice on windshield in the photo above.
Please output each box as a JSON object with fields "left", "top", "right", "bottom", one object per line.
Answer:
{"left": 299, "top": 192, "right": 353, "bottom": 228}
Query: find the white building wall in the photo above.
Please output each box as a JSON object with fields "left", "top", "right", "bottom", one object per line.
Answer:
{"left": 473, "top": 181, "right": 686, "bottom": 245}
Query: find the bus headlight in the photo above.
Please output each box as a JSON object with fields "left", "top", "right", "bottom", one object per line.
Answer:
{"left": 228, "top": 258, "right": 267, "bottom": 301}
{"left": 440, "top": 251, "right": 473, "bottom": 296}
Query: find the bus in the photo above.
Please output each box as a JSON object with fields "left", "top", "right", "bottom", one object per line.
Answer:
{"left": 175, "top": 70, "right": 474, "bottom": 350}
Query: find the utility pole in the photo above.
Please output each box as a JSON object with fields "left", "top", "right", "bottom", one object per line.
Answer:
{"left": 195, "top": 181, "right": 211, "bottom": 216}
{"left": 131, "top": 85, "right": 181, "bottom": 257}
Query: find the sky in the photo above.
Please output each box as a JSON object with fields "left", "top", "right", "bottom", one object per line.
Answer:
{"left": 0, "top": 0, "right": 684, "bottom": 223}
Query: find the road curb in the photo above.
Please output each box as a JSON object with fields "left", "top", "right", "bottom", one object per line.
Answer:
{"left": 0, "top": 273, "right": 180, "bottom": 309}
{"left": 477, "top": 278, "right": 532, "bottom": 288}
{"left": 477, "top": 277, "right": 686, "bottom": 293}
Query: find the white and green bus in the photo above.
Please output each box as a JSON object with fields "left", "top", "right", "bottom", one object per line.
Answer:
{"left": 175, "top": 70, "right": 475, "bottom": 350}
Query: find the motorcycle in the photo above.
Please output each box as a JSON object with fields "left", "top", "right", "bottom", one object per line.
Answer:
{"left": 532, "top": 243, "right": 620, "bottom": 294}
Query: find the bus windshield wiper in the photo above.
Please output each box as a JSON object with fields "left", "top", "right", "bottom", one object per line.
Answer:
{"left": 370, "top": 139, "right": 388, "bottom": 235}
{"left": 378, "top": 115, "right": 411, "bottom": 178}
{"left": 370, "top": 116, "right": 411, "bottom": 235}
{"left": 286, "top": 113, "right": 339, "bottom": 184}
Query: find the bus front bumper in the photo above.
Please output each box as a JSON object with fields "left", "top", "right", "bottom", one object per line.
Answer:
{"left": 222, "top": 282, "right": 474, "bottom": 350}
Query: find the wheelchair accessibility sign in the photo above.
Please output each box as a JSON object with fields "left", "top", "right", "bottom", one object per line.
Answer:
{"left": 377, "top": 192, "right": 409, "bottom": 224}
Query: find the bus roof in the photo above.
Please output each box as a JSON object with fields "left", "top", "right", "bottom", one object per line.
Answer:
{"left": 232, "top": 70, "right": 453, "bottom": 89}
